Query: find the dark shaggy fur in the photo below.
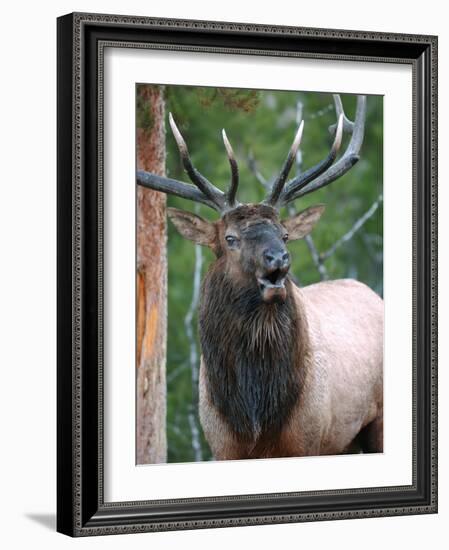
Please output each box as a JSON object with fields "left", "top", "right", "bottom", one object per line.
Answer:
{"left": 199, "top": 259, "right": 306, "bottom": 445}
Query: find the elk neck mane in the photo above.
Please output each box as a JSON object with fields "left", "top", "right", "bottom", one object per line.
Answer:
{"left": 199, "top": 259, "right": 309, "bottom": 444}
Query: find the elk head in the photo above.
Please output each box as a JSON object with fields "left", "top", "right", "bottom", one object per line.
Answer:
{"left": 137, "top": 95, "right": 366, "bottom": 304}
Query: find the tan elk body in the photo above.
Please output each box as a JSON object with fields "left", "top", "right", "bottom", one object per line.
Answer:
{"left": 137, "top": 94, "right": 384, "bottom": 459}
{"left": 199, "top": 275, "right": 383, "bottom": 459}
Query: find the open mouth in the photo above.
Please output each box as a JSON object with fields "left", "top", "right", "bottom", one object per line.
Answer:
{"left": 257, "top": 269, "right": 287, "bottom": 303}
{"left": 257, "top": 268, "right": 286, "bottom": 289}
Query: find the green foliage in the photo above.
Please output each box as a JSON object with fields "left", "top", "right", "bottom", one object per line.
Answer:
{"left": 136, "top": 85, "right": 154, "bottom": 131}
{"left": 140, "top": 85, "right": 383, "bottom": 463}
{"left": 196, "top": 87, "right": 260, "bottom": 112}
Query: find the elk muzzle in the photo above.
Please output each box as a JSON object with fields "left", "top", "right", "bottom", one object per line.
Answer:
{"left": 257, "top": 246, "right": 290, "bottom": 304}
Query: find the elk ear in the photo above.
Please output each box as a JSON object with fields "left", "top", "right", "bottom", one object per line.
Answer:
{"left": 167, "top": 207, "right": 216, "bottom": 247}
{"left": 282, "top": 205, "right": 325, "bottom": 241}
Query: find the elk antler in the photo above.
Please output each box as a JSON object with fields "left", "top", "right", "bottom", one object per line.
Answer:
{"left": 222, "top": 129, "right": 239, "bottom": 209}
{"left": 265, "top": 94, "right": 367, "bottom": 208}
{"left": 137, "top": 96, "right": 366, "bottom": 214}
{"left": 137, "top": 113, "right": 239, "bottom": 213}
{"left": 265, "top": 120, "right": 304, "bottom": 205}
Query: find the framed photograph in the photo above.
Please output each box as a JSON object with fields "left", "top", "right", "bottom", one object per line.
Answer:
{"left": 57, "top": 12, "right": 438, "bottom": 536}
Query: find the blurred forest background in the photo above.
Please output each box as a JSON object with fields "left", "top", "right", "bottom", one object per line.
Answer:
{"left": 136, "top": 85, "right": 383, "bottom": 463}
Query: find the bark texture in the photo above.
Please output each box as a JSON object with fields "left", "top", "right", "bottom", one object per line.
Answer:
{"left": 136, "top": 85, "right": 167, "bottom": 464}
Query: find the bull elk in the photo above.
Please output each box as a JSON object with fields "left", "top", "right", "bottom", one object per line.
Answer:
{"left": 137, "top": 94, "right": 383, "bottom": 460}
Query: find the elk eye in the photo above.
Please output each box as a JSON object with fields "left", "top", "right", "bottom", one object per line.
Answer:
{"left": 283, "top": 233, "right": 289, "bottom": 242}
{"left": 225, "top": 235, "right": 239, "bottom": 247}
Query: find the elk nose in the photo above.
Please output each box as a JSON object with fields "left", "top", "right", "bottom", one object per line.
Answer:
{"left": 263, "top": 249, "right": 290, "bottom": 270}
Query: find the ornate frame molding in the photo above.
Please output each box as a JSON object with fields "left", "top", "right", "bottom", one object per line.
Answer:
{"left": 57, "top": 12, "right": 437, "bottom": 536}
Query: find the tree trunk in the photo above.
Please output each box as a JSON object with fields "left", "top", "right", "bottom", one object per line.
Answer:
{"left": 136, "top": 85, "right": 167, "bottom": 464}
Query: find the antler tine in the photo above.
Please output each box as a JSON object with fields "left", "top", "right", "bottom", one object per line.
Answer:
{"left": 168, "top": 113, "right": 225, "bottom": 210}
{"left": 330, "top": 94, "right": 354, "bottom": 134}
{"left": 222, "top": 129, "right": 240, "bottom": 208}
{"left": 279, "top": 113, "right": 344, "bottom": 205}
{"left": 280, "top": 95, "right": 367, "bottom": 205}
{"left": 265, "top": 120, "right": 305, "bottom": 206}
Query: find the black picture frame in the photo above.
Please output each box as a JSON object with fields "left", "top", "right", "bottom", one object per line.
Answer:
{"left": 57, "top": 12, "right": 438, "bottom": 537}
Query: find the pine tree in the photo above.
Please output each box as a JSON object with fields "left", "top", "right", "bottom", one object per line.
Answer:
{"left": 136, "top": 85, "right": 167, "bottom": 464}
